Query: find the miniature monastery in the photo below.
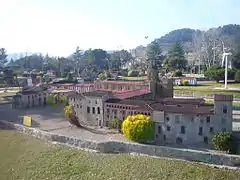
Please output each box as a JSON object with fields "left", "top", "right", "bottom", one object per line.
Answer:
{"left": 11, "top": 59, "right": 233, "bottom": 145}
{"left": 68, "top": 62, "right": 233, "bottom": 146}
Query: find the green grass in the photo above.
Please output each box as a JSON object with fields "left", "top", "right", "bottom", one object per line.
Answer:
{"left": 1, "top": 130, "right": 240, "bottom": 180}
{"left": 122, "top": 76, "right": 147, "bottom": 81}
{"left": 174, "top": 83, "right": 240, "bottom": 98}
{"left": 0, "top": 92, "right": 17, "bottom": 97}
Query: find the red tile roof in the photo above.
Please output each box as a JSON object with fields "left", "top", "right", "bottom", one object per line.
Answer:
{"left": 113, "top": 89, "right": 151, "bottom": 99}
{"left": 100, "top": 80, "right": 148, "bottom": 85}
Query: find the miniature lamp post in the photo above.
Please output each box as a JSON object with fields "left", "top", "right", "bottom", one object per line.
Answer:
{"left": 222, "top": 52, "right": 232, "bottom": 89}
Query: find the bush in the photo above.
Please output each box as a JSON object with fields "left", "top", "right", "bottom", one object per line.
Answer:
{"left": 109, "top": 119, "right": 122, "bottom": 132}
{"left": 212, "top": 132, "right": 237, "bottom": 154}
{"left": 174, "top": 71, "right": 183, "bottom": 77}
{"left": 128, "top": 70, "right": 139, "bottom": 77}
{"left": 182, "top": 80, "right": 189, "bottom": 86}
{"left": 235, "top": 70, "right": 240, "bottom": 82}
{"left": 122, "top": 114, "right": 154, "bottom": 143}
{"left": 64, "top": 106, "right": 81, "bottom": 127}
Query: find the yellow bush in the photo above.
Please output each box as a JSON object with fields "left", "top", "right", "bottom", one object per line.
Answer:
{"left": 64, "top": 105, "right": 74, "bottom": 118}
{"left": 122, "top": 114, "right": 154, "bottom": 143}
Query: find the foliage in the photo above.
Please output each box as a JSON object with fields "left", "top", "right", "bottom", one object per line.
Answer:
{"left": 0, "top": 48, "right": 8, "bottom": 68}
{"left": 233, "top": 51, "right": 240, "bottom": 69}
{"left": 165, "top": 42, "right": 187, "bottom": 70}
{"left": 122, "top": 114, "right": 154, "bottom": 143}
{"left": 204, "top": 66, "right": 236, "bottom": 82}
{"left": 46, "top": 94, "right": 68, "bottom": 106}
{"left": 212, "top": 132, "right": 238, "bottom": 154}
{"left": 174, "top": 70, "right": 183, "bottom": 77}
{"left": 235, "top": 70, "right": 240, "bottom": 82}
{"left": 128, "top": 70, "right": 139, "bottom": 77}
{"left": 66, "top": 72, "right": 73, "bottom": 81}
{"left": 182, "top": 80, "right": 189, "bottom": 86}
{"left": 64, "top": 105, "right": 81, "bottom": 127}
{"left": 146, "top": 41, "right": 164, "bottom": 69}
{"left": 109, "top": 119, "right": 122, "bottom": 131}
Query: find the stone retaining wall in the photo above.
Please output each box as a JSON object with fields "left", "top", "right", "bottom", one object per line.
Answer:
{"left": 0, "top": 120, "right": 240, "bottom": 167}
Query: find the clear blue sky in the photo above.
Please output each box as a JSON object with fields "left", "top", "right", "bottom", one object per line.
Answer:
{"left": 1, "top": 0, "right": 240, "bottom": 56}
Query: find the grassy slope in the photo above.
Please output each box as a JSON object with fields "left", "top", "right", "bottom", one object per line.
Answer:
{"left": 174, "top": 83, "right": 240, "bottom": 98}
{"left": 1, "top": 130, "right": 240, "bottom": 180}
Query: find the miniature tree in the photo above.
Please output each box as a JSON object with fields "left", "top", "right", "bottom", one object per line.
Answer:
{"left": 212, "top": 132, "right": 237, "bottom": 154}
{"left": 109, "top": 119, "right": 122, "bottom": 132}
{"left": 122, "top": 114, "right": 154, "bottom": 143}
{"left": 64, "top": 105, "right": 81, "bottom": 127}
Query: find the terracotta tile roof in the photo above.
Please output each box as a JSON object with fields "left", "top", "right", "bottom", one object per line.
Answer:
{"left": 83, "top": 90, "right": 112, "bottom": 97}
{"left": 113, "top": 89, "right": 151, "bottom": 99}
{"left": 162, "top": 98, "right": 205, "bottom": 105}
{"left": 100, "top": 80, "right": 148, "bottom": 85}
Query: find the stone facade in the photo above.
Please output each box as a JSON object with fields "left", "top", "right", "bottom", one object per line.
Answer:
{"left": 69, "top": 91, "right": 112, "bottom": 126}
{"left": 153, "top": 94, "right": 233, "bottom": 146}
{"left": 12, "top": 87, "right": 48, "bottom": 109}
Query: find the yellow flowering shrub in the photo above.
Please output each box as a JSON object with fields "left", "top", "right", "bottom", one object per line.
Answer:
{"left": 122, "top": 114, "right": 154, "bottom": 143}
{"left": 64, "top": 105, "right": 81, "bottom": 127}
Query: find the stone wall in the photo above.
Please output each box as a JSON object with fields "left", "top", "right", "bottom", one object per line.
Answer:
{"left": 0, "top": 120, "right": 240, "bottom": 167}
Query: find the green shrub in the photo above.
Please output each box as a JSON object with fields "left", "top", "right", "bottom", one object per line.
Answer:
{"left": 109, "top": 119, "right": 122, "bottom": 131}
{"left": 128, "top": 70, "right": 139, "bottom": 77}
{"left": 174, "top": 71, "right": 183, "bottom": 77}
{"left": 182, "top": 80, "right": 189, "bottom": 86}
{"left": 235, "top": 70, "right": 240, "bottom": 82}
{"left": 212, "top": 132, "right": 238, "bottom": 154}
{"left": 122, "top": 114, "right": 154, "bottom": 143}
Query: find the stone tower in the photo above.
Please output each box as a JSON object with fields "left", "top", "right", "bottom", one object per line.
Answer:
{"left": 214, "top": 94, "right": 233, "bottom": 132}
{"left": 148, "top": 59, "right": 173, "bottom": 100}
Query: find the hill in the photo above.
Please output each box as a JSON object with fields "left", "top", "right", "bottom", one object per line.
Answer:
{"left": 132, "top": 24, "right": 240, "bottom": 56}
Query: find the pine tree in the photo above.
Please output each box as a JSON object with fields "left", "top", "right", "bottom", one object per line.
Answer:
{"left": 165, "top": 43, "right": 187, "bottom": 71}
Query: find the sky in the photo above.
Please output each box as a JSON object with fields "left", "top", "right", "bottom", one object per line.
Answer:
{"left": 1, "top": 0, "right": 240, "bottom": 56}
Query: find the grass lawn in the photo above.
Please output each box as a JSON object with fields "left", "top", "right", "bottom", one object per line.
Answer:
{"left": 122, "top": 76, "right": 147, "bottom": 81}
{"left": 1, "top": 130, "right": 240, "bottom": 180}
{"left": 174, "top": 83, "right": 240, "bottom": 98}
{"left": 0, "top": 91, "right": 17, "bottom": 97}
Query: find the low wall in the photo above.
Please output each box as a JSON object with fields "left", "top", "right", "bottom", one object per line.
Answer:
{"left": 0, "top": 120, "right": 240, "bottom": 167}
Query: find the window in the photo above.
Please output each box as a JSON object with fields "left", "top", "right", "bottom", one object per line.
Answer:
{"left": 95, "top": 100, "right": 98, "bottom": 104}
{"left": 181, "top": 126, "right": 185, "bottom": 134}
{"left": 223, "top": 106, "right": 228, "bottom": 114}
{"left": 107, "top": 109, "right": 110, "bottom": 113}
{"left": 209, "top": 127, "right": 214, "bottom": 133}
{"left": 87, "top": 106, "right": 90, "bottom": 113}
{"left": 122, "top": 110, "right": 125, "bottom": 115}
{"left": 175, "top": 115, "right": 180, "bottom": 124}
{"left": 163, "top": 135, "right": 166, "bottom": 140}
{"left": 158, "top": 126, "right": 162, "bottom": 134}
{"left": 80, "top": 105, "right": 82, "bottom": 108}
{"left": 167, "top": 126, "right": 171, "bottom": 131}
{"left": 204, "top": 136, "right": 208, "bottom": 144}
{"left": 97, "top": 107, "right": 100, "bottom": 114}
{"left": 77, "top": 104, "right": 79, "bottom": 108}
{"left": 166, "top": 117, "right": 170, "bottom": 122}
{"left": 206, "top": 116, "right": 210, "bottom": 123}
{"left": 198, "top": 127, "right": 203, "bottom": 135}
{"left": 92, "top": 107, "right": 95, "bottom": 114}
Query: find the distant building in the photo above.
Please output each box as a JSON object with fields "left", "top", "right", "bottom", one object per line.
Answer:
{"left": 12, "top": 86, "right": 48, "bottom": 109}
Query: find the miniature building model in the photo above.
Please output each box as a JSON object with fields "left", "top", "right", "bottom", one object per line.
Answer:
{"left": 68, "top": 58, "right": 233, "bottom": 146}
{"left": 12, "top": 86, "right": 48, "bottom": 109}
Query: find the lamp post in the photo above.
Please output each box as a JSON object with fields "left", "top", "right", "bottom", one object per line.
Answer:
{"left": 222, "top": 52, "right": 232, "bottom": 89}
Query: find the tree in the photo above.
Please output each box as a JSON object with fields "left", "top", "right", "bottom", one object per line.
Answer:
{"left": 66, "top": 72, "right": 73, "bottom": 82}
{"left": 165, "top": 43, "right": 187, "bottom": 70}
{"left": 0, "top": 48, "right": 8, "bottom": 69}
{"left": 212, "top": 132, "right": 237, "bottom": 154}
{"left": 204, "top": 66, "right": 225, "bottom": 82}
{"left": 71, "top": 46, "right": 85, "bottom": 76}
{"left": 64, "top": 106, "right": 81, "bottom": 127}
{"left": 146, "top": 41, "right": 164, "bottom": 69}
{"left": 235, "top": 70, "right": 240, "bottom": 82}
{"left": 122, "top": 114, "right": 154, "bottom": 143}
{"left": 232, "top": 51, "right": 240, "bottom": 69}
